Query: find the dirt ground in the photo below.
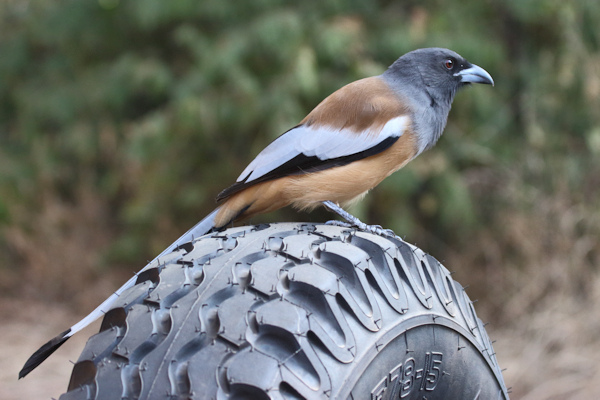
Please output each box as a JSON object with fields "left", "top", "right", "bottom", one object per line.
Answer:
{"left": 2, "top": 281, "right": 599, "bottom": 399}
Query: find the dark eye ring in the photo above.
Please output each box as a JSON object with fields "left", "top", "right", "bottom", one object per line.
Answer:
{"left": 444, "top": 59, "right": 454, "bottom": 69}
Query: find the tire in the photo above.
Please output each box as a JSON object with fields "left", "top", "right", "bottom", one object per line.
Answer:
{"left": 59, "top": 223, "right": 509, "bottom": 400}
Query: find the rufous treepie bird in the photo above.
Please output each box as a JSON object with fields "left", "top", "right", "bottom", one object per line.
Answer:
{"left": 20, "top": 47, "right": 493, "bottom": 378}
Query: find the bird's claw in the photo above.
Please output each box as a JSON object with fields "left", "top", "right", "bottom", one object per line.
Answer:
{"left": 366, "top": 225, "right": 398, "bottom": 238}
{"left": 322, "top": 201, "right": 397, "bottom": 239}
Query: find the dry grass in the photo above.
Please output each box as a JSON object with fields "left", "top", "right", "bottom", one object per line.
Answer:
{"left": 492, "top": 276, "right": 600, "bottom": 399}
{"left": 0, "top": 186, "right": 126, "bottom": 311}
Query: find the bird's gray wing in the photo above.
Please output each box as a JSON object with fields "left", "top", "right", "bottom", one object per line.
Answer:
{"left": 237, "top": 115, "right": 410, "bottom": 183}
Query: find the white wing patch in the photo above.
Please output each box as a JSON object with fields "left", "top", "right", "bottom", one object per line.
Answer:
{"left": 238, "top": 116, "right": 410, "bottom": 183}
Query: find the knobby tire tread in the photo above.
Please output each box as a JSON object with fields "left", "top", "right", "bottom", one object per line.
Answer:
{"left": 60, "top": 223, "right": 509, "bottom": 400}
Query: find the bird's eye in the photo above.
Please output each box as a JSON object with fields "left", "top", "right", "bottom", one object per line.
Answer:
{"left": 444, "top": 59, "right": 454, "bottom": 70}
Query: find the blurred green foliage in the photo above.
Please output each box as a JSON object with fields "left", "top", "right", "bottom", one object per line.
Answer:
{"left": 0, "top": 0, "right": 599, "bottom": 310}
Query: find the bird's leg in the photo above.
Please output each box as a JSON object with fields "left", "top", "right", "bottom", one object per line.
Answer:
{"left": 322, "top": 200, "right": 397, "bottom": 238}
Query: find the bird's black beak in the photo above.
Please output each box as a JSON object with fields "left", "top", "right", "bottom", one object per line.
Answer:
{"left": 455, "top": 63, "right": 494, "bottom": 86}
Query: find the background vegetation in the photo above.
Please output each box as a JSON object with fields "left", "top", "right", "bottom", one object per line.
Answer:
{"left": 1, "top": 0, "right": 599, "bottom": 397}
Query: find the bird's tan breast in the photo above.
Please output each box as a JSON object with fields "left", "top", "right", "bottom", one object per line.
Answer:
{"left": 282, "top": 130, "right": 418, "bottom": 209}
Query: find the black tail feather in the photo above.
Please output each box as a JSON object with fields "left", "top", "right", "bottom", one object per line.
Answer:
{"left": 19, "top": 329, "right": 71, "bottom": 379}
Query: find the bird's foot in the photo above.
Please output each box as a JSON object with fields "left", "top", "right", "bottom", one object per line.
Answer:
{"left": 322, "top": 201, "right": 398, "bottom": 238}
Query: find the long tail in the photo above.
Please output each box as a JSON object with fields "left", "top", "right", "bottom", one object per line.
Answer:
{"left": 19, "top": 207, "right": 220, "bottom": 379}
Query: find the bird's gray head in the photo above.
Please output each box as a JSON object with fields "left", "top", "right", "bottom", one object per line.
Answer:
{"left": 382, "top": 47, "right": 494, "bottom": 152}
{"left": 384, "top": 47, "right": 494, "bottom": 105}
